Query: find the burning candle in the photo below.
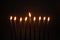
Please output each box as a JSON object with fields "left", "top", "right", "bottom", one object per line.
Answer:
{"left": 25, "top": 17, "right": 28, "bottom": 22}
{"left": 20, "top": 17, "right": 22, "bottom": 22}
{"left": 28, "top": 12, "right": 32, "bottom": 39}
{"left": 14, "top": 16, "right": 18, "bottom": 39}
{"left": 33, "top": 16, "right": 36, "bottom": 40}
{"left": 10, "top": 16, "right": 15, "bottom": 40}
{"left": 33, "top": 17, "right": 36, "bottom": 22}
{"left": 24, "top": 17, "right": 28, "bottom": 40}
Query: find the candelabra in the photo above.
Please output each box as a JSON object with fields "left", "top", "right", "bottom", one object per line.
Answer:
{"left": 9, "top": 12, "right": 51, "bottom": 40}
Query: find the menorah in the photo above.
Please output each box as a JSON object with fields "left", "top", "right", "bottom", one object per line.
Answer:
{"left": 9, "top": 12, "right": 51, "bottom": 40}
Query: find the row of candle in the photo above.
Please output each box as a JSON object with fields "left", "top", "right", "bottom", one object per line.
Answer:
{"left": 9, "top": 12, "right": 50, "bottom": 40}
{"left": 10, "top": 12, "right": 50, "bottom": 22}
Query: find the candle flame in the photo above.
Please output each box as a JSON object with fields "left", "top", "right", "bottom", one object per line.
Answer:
{"left": 20, "top": 17, "right": 22, "bottom": 22}
{"left": 33, "top": 17, "right": 36, "bottom": 22}
{"left": 39, "top": 16, "right": 41, "bottom": 21}
{"left": 29, "top": 12, "right": 31, "bottom": 17}
{"left": 43, "top": 16, "right": 46, "bottom": 21}
{"left": 47, "top": 17, "right": 50, "bottom": 22}
{"left": 14, "top": 16, "right": 16, "bottom": 21}
{"left": 25, "top": 17, "right": 28, "bottom": 22}
{"left": 10, "top": 16, "right": 12, "bottom": 20}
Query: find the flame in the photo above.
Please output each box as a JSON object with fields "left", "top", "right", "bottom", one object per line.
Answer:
{"left": 29, "top": 12, "right": 31, "bottom": 17}
{"left": 39, "top": 16, "right": 41, "bottom": 21}
{"left": 10, "top": 16, "right": 12, "bottom": 20}
{"left": 14, "top": 16, "right": 16, "bottom": 21}
{"left": 47, "top": 17, "right": 50, "bottom": 22}
{"left": 43, "top": 16, "right": 46, "bottom": 21}
{"left": 25, "top": 17, "right": 28, "bottom": 22}
{"left": 20, "top": 17, "right": 22, "bottom": 22}
{"left": 33, "top": 17, "right": 36, "bottom": 22}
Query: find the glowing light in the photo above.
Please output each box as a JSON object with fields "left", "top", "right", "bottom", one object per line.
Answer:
{"left": 43, "top": 16, "right": 46, "bottom": 21}
{"left": 33, "top": 17, "right": 36, "bottom": 22}
{"left": 25, "top": 17, "right": 28, "bottom": 22}
{"left": 10, "top": 16, "right": 12, "bottom": 20}
{"left": 14, "top": 16, "right": 16, "bottom": 21}
{"left": 29, "top": 12, "right": 31, "bottom": 17}
{"left": 39, "top": 16, "right": 41, "bottom": 21}
{"left": 47, "top": 17, "right": 50, "bottom": 22}
{"left": 20, "top": 17, "right": 22, "bottom": 22}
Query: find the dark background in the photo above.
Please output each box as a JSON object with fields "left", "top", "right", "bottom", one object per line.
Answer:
{"left": 1, "top": 0, "right": 60, "bottom": 40}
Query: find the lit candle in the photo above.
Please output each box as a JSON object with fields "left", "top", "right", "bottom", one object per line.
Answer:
{"left": 33, "top": 16, "right": 36, "bottom": 40}
{"left": 24, "top": 17, "right": 28, "bottom": 40}
{"left": 20, "top": 17, "right": 22, "bottom": 22}
{"left": 25, "top": 17, "right": 28, "bottom": 22}
{"left": 33, "top": 17, "right": 36, "bottom": 22}
{"left": 14, "top": 16, "right": 18, "bottom": 39}
{"left": 39, "top": 16, "right": 41, "bottom": 22}
{"left": 10, "top": 16, "right": 15, "bottom": 40}
{"left": 28, "top": 12, "right": 32, "bottom": 39}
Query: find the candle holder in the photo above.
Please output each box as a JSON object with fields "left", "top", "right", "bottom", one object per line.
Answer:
{"left": 9, "top": 12, "right": 51, "bottom": 40}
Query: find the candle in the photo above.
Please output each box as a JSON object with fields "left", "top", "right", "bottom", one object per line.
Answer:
{"left": 33, "top": 16, "right": 36, "bottom": 40}
{"left": 29, "top": 12, "right": 31, "bottom": 40}
{"left": 10, "top": 16, "right": 15, "bottom": 40}
{"left": 20, "top": 17, "right": 22, "bottom": 22}
{"left": 19, "top": 18, "right": 22, "bottom": 40}
{"left": 24, "top": 17, "right": 28, "bottom": 40}
{"left": 13, "top": 16, "right": 18, "bottom": 39}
